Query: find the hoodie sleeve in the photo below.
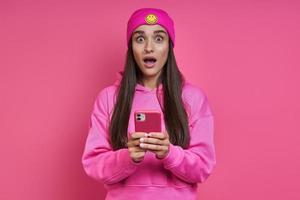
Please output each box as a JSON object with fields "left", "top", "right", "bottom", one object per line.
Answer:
{"left": 81, "top": 87, "right": 142, "bottom": 185}
{"left": 160, "top": 87, "right": 216, "bottom": 184}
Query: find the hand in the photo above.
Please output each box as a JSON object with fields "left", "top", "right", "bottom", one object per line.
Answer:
{"left": 127, "top": 132, "right": 149, "bottom": 163}
{"left": 139, "top": 132, "right": 170, "bottom": 159}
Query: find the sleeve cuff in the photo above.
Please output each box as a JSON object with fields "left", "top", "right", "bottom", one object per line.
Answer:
{"left": 118, "top": 148, "right": 142, "bottom": 173}
{"left": 159, "top": 143, "right": 184, "bottom": 169}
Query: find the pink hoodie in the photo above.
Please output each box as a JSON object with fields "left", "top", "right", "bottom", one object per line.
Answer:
{"left": 81, "top": 71, "right": 216, "bottom": 200}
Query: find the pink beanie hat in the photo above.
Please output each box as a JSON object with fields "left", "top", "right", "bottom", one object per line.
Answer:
{"left": 127, "top": 8, "right": 175, "bottom": 48}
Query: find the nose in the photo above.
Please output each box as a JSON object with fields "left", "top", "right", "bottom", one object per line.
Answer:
{"left": 144, "top": 39, "right": 154, "bottom": 53}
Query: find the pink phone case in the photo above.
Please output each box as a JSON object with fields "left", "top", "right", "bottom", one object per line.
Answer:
{"left": 134, "top": 110, "right": 161, "bottom": 133}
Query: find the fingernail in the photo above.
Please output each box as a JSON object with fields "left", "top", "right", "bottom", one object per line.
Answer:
{"left": 140, "top": 143, "right": 145, "bottom": 148}
{"left": 140, "top": 138, "right": 144, "bottom": 142}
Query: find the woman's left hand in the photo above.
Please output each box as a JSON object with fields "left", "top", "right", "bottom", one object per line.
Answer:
{"left": 139, "top": 132, "right": 170, "bottom": 159}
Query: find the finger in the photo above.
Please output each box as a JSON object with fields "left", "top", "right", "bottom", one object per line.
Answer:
{"left": 140, "top": 137, "right": 169, "bottom": 145}
{"left": 127, "top": 139, "right": 140, "bottom": 147}
{"left": 130, "top": 132, "right": 149, "bottom": 139}
{"left": 148, "top": 132, "right": 169, "bottom": 139}
{"left": 129, "top": 146, "right": 146, "bottom": 152}
{"left": 139, "top": 143, "right": 168, "bottom": 151}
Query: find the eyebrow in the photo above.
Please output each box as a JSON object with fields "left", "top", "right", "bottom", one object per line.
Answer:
{"left": 132, "top": 30, "right": 167, "bottom": 36}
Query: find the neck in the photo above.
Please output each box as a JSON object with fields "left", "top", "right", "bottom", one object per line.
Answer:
{"left": 139, "top": 76, "right": 161, "bottom": 90}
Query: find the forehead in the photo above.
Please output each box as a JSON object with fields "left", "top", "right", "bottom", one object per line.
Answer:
{"left": 132, "top": 24, "right": 168, "bottom": 35}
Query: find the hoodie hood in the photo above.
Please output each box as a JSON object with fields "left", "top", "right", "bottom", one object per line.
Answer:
{"left": 113, "top": 70, "right": 163, "bottom": 93}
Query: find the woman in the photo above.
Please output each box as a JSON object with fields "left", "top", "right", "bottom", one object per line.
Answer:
{"left": 82, "top": 7, "right": 216, "bottom": 200}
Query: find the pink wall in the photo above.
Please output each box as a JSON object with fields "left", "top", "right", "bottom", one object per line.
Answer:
{"left": 1, "top": 0, "right": 299, "bottom": 199}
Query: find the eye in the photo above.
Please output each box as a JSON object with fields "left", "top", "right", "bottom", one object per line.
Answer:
{"left": 136, "top": 36, "right": 144, "bottom": 43}
{"left": 155, "top": 35, "right": 164, "bottom": 42}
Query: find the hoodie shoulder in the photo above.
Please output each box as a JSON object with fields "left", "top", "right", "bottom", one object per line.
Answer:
{"left": 93, "top": 84, "right": 119, "bottom": 117}
{"left": 182, "top": 81, "right": 207, "bottom": 100}
{"left": 98, "top": 84, "right": 118, "bottom": 102}
{"left": 182, "top": 81, "right": 213, "bottom": 118}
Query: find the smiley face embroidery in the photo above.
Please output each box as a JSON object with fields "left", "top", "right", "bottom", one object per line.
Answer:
{"left": 145, "top": 14, "right": 158, "bottom": 24}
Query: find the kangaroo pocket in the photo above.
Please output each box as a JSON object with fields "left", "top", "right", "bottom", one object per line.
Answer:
{"left": 121, "top": 151, "right": 167, "bottom": 186}
{"left": 166, "top": 172, "right": 195, "bottom": 188}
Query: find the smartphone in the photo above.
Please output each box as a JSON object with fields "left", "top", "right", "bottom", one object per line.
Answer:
{"left": 134, "top": 110, "right": 161, "bottom": 133}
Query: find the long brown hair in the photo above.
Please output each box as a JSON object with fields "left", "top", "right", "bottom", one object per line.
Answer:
{"left": 109, "top": 39, "right": 190, "bottom": 150}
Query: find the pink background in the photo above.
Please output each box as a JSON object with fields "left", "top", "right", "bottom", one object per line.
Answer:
{"left": 1, "top": 0, "right": 299, "bottom": 199}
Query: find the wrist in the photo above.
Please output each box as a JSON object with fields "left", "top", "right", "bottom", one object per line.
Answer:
{"left": 156, "top": 149, "right": 170, "bottom": 159}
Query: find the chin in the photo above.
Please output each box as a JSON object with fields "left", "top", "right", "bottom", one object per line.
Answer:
{"left": 142, "top": 71, "right": 157, "bottom": 77}
{"left": 142, "top": 68, "right": 160, "bottom": 77}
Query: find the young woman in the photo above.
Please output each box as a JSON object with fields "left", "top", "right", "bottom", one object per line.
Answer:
{"left": 82, "top": 8, "right": 216, "bottom": 200}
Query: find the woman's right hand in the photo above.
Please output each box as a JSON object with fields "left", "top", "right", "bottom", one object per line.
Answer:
{"left": 127, "top": 132, "right": 148, "bottom": 163}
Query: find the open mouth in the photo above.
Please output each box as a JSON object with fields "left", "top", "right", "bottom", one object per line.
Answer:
{"left": 143, "top": 57, "right": 157, "bottom": 67}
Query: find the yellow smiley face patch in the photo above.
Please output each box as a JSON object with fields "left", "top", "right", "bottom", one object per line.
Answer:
{"left": 145, "top": 14, "right": 158, "bottom": 24}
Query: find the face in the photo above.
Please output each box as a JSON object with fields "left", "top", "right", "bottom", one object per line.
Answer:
{"left": 131, "top": 24, "right": 169, "bottom": 82}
